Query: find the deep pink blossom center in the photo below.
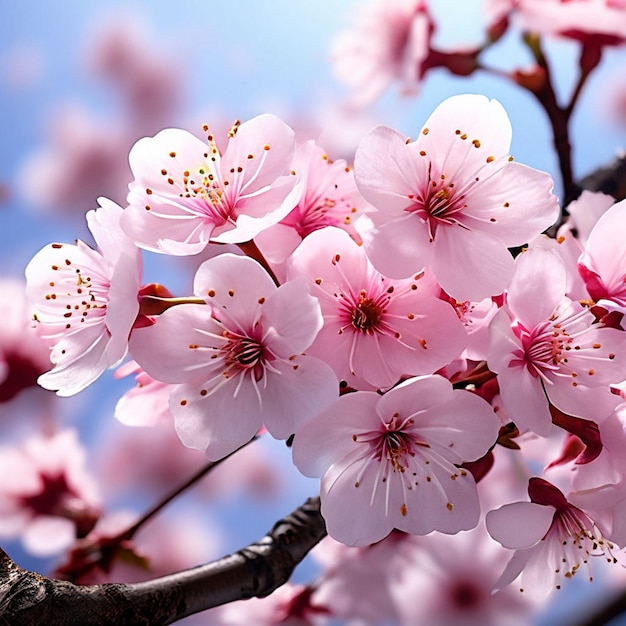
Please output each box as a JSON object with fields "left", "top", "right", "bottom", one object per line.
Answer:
{"left": 510, "top": 321, "right": 571, "bottom": 379}
{"left": 407, "top": 171, "right": 467, "bottom": 241}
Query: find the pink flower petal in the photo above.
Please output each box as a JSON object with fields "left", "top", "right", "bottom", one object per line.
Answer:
{"left": 432, "top": 225, "right": 515, "bottom": 301}
{"left": 486, "top": 501, "right": 554, "bottom": 549}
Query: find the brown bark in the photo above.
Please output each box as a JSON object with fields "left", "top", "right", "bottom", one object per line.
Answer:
{"left": 0, "top": 496, "right": 326, "bottom": 625}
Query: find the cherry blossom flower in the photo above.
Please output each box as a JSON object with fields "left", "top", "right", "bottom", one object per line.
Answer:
{"left": 0, "top": 277, "right": 51, "bottom": 402}
{"left": 0, "top": 429, "right": 100, "bottom": 556}
{"left": 331, "top": 0, "right": 434, "bottom": 106}
{"left": 488, "top": 247, "right": 626, "bottom": 436}
{"left": 578, "top": 199, "right": 626, "bottom": 307}
{"left": 487, "top": 477, "right": 620, "bottom": 597}
{"left": 354, "top": 94, "right": 559, "bottom": 301}
{"left": 310, "top": 532, "right": 419, "bottom": 624}
{"left": 122, "top": 114, "right": 299, "bottom": 255}
{"left": 513, "top": 0, "right": 626, "bottom": 46}
{"left": 565, "top": 407, "right": 626, "bottom": 547}
{"left": 292, "top": 374, "right": 500, "bottom": 546}
{"left": 389, "top": 525, "right": 536, "bottom": 626}
{"left": 18, "top": 106, "right": 132, "bottom": 215}
{"left": 254, "top": 139, "right": 374, "bottom": 277}
{"left": 129, "top": 253, "right": 338, "bottom": 460}
{"left": 287, "top": 227, "right": 466, "bottom": 389}
{"left": 25, "top": 198, "right": 142, "bottom": 396}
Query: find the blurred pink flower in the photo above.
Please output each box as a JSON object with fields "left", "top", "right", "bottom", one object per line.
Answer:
{"left": 514, "top": 0, "right": 626, "bottom": 45}
{"left": 0, "top": 429, "right": 100, "bottom": 556}
{"left": 331, "top": 0, "right": 433, "bottom": 106}
{"left": 211, "top": 582, "right": 330, "bottom": 626}
{"left": 18, "top": 106, "right": 132, "bottom": 214}
{"left": 354, "top": 94, "right": 559, "bottom": 301}
{"left": 71, "top": 509, "right": 220, "bottom": 586}
{"left": 85, "top": 14, "right": 185, "bottom": 133}
{"left": 0, "top": 278, "right": 51, "bottom": 402}
{"left": 287, "top": 227, "right": 466, "bottom": 389}
{"left": 390, "top": 525, "right": 537, "bottom": 626}
{"left": 25, "top": 198, "right": 142, "bottom": 396}
{"left": 129, "top": 253, "right": 338, "bottom": 460}
{"left": 293, "top": 375, "right": 499, "bottom": 546}
{"left": 122, "top": 115, "right": 299, "bottom": 255}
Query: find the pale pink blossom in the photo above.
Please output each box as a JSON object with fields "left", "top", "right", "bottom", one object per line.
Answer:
{"left": 122, "top": 115, "right": 299, "bottom": 255}
{"left": 354, "top": 94, "right": 559, "bottom": 301}
{"left": 287, "top": 227, "right": 466, "bottom": 389}
{"left": 390, "top": 525, "right": 536, "bottom": 626}
{"left": 18, "top": 106, "right": 131, "bottom": 214}
{"left": 129, "top": 253, "right": 338, "bottom": 460}
{"left": 254, "top": 139, "right": 374, "bottom": 275}
{"left": 442, "top": 292, "right": 500, "bottom": 362}
{"left": 25, "top": 198, "right": 142, "bottom": 396}
{"left": 331, "top": 0, "right": 433, "bottom": 106}
{"left": 0, "top": 277, "right": 51, "bottom": 402}
{"left": 514, "top": 0, "right": 626, "bottom": 45}
{"left": 487, "top": 477, "right": 620, "bottom": 597}
{"left": 0, "top": 429, "right": 100, "bottom": 556}
{"left": 488, "top": 247, "right": 626, "bottom": 436}
{"left": 311, "top": 532, "right": 420, "bottom": 624}
{"left": 85, "top": 13, "right": 184, "bottom": 133}
{"left": 578, "top": 199, "right": 626, "bottom": 307}
{"left": 529, "top": 233, "right": 588, "bottom": 302}
{"left": 566, "top": 408, "right": 626, "bottom": 547}
{"left": 292, "top": 374, "right": 500, "bottom": 546}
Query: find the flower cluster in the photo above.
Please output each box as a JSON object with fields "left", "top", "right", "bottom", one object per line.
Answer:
{"left": 23, "top": 92, "right": 626, "bottom": 602}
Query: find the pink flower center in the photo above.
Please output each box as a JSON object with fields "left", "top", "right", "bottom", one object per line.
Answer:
{"left": 43, "top": 254, "right": 110, "bottom": 333}
{"left": 221, "top": 334, "right": 267, "bottom": 381}
{"left": 511, "top": 320, "right": 570, "bottom": 379}
{"left": 509, "top": 306, "right": 613, "bottom": 386}
{"left": 351, "top": 292, "right": 385, "bottom": 333}
{"left": 350, "top": 412, "right": 466, "bottom": 517}
{"left": 284, "top": 198, "right": 341, "bottom": 238}
{"left": 540, "top": 505, "right": 618, "bottom": 591}
{"left": 407, "top": 171, "right": 468, "bottom": 241}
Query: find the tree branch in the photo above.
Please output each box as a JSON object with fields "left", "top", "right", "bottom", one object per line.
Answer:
{"left": 0, "top": 496, "right": 326, "bottom": 625}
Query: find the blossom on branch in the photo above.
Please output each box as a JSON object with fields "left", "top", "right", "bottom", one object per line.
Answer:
{"left": 129, "top": 254, "right": 338, "bottom": 460}
{"left": 487, "top": 477, "right": 621, "bottom": 597}
{"left": 25, "top": 198, "right": 142, "bottom": 396}
{"left": 254, "top": 139, "right": 374, "bottom": 276}
{"left": 354, "top": 94, "right": 559, "bottom": 301}
{"left": 292, "top": 374, "right": 500, "bottom": 546}
{"left": 122, "top": 114, "right": 299, "bottom": 255}
{"left": 488, "top": 247, "right": 626, "bottom": 436}
{"left": 287, "top": 227, "right": 466, "bottom": 390}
